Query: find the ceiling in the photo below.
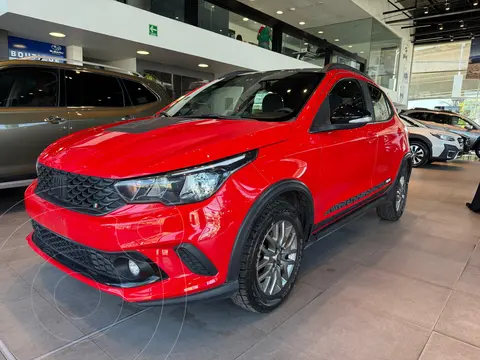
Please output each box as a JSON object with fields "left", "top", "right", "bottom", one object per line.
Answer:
{"left": 237, "top": 0, "right": 371, "bottom": 28}
{"left": 383, "top": 0, "right": 480, "bottom": 45}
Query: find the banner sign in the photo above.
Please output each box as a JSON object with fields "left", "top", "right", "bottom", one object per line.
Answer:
{"left": 467, "top": 38, "right": 480, "bottom": 79}
{"left": 8, "top": 36, "right": 66, "bottom": 63}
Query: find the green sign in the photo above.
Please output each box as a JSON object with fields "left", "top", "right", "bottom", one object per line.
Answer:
{"left": 149, "top": 24, "right": 158, "bottom": 37}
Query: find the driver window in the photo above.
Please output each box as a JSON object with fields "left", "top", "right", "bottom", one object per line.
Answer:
{"left": 328, "top": 79, "right": 366, "bottom": 124}
{"left": 451, "top": 116, "right": 468, "bottom": 129}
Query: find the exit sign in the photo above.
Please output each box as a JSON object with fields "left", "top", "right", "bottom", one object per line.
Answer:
{"left": 149, "top": 24, "right": 158, "bottom": 36}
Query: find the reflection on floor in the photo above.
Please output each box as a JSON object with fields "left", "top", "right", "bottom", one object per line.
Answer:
{"left": 0, "top": 159, "right": 479, "bottom": 360}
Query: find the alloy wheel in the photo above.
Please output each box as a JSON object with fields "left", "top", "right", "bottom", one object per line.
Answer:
{"left": 411, "top": 144, "right": 424, "bottom": 165}
{"left": 256, "top": 220, "right": 298, "bottom": 296}
{"left": 396, "top": 176, "right": 407, "bottom": 212}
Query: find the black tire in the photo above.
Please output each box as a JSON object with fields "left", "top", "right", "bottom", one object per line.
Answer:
{"left": 232, "top": 200, "right": 305, "bottom": 313}
{"left": 376, "top": 167, "right": 408, "bottom": 221}
{"left": 410, "top": 141, "right": 430, "bottom": 168}
{"left": 475, "top": 146, "right": 480, "bottom": 159}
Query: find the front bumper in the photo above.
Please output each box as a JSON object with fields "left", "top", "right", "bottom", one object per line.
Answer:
{"left": 24, "top": 165, "right": 266, "bottom": 303}
{"left": 431, "top": 144, "right": 460, "bottom": 162}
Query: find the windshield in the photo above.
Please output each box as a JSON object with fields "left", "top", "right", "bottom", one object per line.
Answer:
{"left": 163, "top": 71, "right": 325, "bottom": 121}
{"left": 400, "top": 115, "right": 426, "bottom": 128}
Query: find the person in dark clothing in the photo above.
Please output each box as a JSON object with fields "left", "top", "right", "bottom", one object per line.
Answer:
{"left": 236, "top": 34, "right": 243, "bottom": 41}
{"left": 466, "top": 183, "right": 480, "bottom": 212}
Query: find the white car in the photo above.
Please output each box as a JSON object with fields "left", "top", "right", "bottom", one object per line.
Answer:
{"left": 401, "top": 115, "right": 463, "bottom": 167}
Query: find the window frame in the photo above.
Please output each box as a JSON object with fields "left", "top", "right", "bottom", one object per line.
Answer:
{"left": 310, "top": 77, "right": 372, "bottom": 131}
{"left": 120, "top": 78, "right": 159, "bottom": 107}
{"left": 364, "top": 83, "right": 394, "bottom": 123}
{"left": 0, "top": 65, "right": 61, "bottom": 108}
{"left": 64, "top": 69, "right": 126, "bottom": 108}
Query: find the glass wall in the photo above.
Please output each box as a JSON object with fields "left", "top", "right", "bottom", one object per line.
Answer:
{"left": 119, "top": 0, "right": 185, "bottom": 22}
{"left": 144, "top": 70, "right": 207, "bottom": 99}
{"left": 198, "top": 1, "right": 271, "bottom": 49}
{"left": 281, "top": 34, "right": 326, "bottom": 67}
{"left": 308, "top": 18, "right": 401, "bottom": 90}
{"left": 409, "top": 41, "right": 480, "bottom": 124}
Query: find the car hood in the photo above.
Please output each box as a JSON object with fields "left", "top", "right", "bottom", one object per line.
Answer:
{"left": 39, "top": 117, "right": 291, "bottom": 178}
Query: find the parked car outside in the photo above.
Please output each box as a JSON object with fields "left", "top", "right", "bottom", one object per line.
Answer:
{"left": 401, "top": 108, "right": 480, "bottom": 158}
{"left": 0, "top": 60, "right": 170, "bottom": 189}
{"left": 401, "top": 115, "right": 463, "bottom": 167}
{"left": 25, "top": 64, "right": 412, "bottom": 313}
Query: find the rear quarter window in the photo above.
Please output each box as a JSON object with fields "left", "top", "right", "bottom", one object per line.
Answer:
{"left": 123, "top": 79, "right": 158, "bottom": 105}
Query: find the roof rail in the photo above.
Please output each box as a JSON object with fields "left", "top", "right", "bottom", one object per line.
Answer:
{"left": 19, "top": 56, "right": 143, "bottom": 78}
{"left": 323, "top": 63, "right": 372, "bottom": 81}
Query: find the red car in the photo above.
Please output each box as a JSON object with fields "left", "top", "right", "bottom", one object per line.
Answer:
{"left": 25, "top": 64, "right": 412, "bottom": 313}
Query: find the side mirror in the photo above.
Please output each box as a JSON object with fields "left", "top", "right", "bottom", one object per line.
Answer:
{"left": 331, "top": 104, "right": 372, "bottom": 125}
{"left": 465, "top": 124, "right": 474, "bottom": 131}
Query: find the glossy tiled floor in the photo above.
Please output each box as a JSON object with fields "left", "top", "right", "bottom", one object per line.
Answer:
{"left": 0, "top": 159, "right": 479, "bottom": 360}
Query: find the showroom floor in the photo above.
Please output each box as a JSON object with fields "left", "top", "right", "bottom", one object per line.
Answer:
{"left": 0, "top": 160, "right": 479, "bottom": 360}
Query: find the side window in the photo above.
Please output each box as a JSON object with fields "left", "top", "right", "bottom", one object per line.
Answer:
{"left": 328, "top": 79, "right": 367, "bottom": 124}
{"left": 408, "top": 112, "right": 427, "bottom": 120}
{"left": 426, "top": 113, "right": 449, "bottom": 124}
{"left": 122, "top": 79, "right": 158, "bottom": 105}
{"left": 450, "top": 116, "right": 469, "bottom": 129}
{"left": 65, "top": 71, "right": 124, "bottom": 107}
{"left": 0, "top": 67, "right": 58, "bottom": 107}
{"left": 367, "top": 85, "right": 392, "bottom": 122}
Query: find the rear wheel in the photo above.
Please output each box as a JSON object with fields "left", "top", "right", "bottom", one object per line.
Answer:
{"left": 410, "top": 141, "right": 430, "bottom": 167}
{"left": 376, "top": 167, "right": 408, "bottom": 221}
{"left": 232, "top": 200, "right": 304, "bottom": 313}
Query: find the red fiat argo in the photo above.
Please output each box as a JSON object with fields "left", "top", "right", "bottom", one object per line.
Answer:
{"left": 25, "top": 64, "right": 412, "bottom": 312}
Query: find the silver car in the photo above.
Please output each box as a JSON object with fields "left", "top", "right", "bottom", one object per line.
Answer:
{"left": 402, "top": 108, "right": 480, "bottom": 158}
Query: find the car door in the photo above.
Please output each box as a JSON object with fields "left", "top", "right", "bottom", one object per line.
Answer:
{"left": 0, "top": 66, "right": 68, "bottom": 181}
{"left": 365, "top": 83, "right": 401, "bottom": 188}
{"left": 65, "top": 70, "right": 135, "bottom": 133}
{"left": 121, "top": 78, "right": 168, "bottom": 118}
{"left": 310, "top": 76, "right": 377, "bottom": 220}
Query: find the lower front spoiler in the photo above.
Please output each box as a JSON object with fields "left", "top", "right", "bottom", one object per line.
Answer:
{"left": 432, "top": 144, "right": 460, "bottom": 162}
{"left": 133, "top": 280, "right": 239, "bottom": 306}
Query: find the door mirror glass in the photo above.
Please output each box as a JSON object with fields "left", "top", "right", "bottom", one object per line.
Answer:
{"left": 331, "top": 104, "right": 372, "bottom": 125}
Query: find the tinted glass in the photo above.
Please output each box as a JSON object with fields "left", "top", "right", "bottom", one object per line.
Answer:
{"left": 426, "top": 113, "right": 449, "bottom": 124}
{"left": 367, "top": 85, "right": 392, "bottom": 122}
{"left": 450, "top": 116, "right": 470, "bottom": 129}
{"left": 65, "top": 71, "right": 124, "bottom": 107}
{"left": 165, "top": 71, "right": 324, "bottom": 121}
{"left": 408, "top": 112, "right": 427, "bottom": 120}
{"left": 328, "top": 79, "right": 366, "bottom": 118}
{"left": 123, "top": 79, "right": 158, "bottom": 105}
{"left": 0, "top": 68, "right": 58, "bottom": 107}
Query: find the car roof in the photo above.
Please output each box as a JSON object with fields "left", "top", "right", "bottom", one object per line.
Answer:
{"left": 0, "top": 59, "right": 145, "bottom": 82}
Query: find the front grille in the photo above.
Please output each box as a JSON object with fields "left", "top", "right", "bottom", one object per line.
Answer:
{"left": 36, "top": 164, "right": 125, "bottom": 215}
{"left": 32, "top": 221, "right": 120, "bottom": 284}
{"left": 31, "top": 221, "right": 167, "bottom": 286}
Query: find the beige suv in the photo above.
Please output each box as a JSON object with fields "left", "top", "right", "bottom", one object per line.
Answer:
{"left": 0, "top": 60, "right": 170, "bottom": 189}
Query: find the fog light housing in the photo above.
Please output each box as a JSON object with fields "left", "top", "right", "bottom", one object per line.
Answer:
{"left": 128, "top": 259, "right": 140, "bottom": 277}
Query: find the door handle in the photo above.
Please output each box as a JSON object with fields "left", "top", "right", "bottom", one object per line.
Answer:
{"left": 121, "top": 114, "right": 136, "bottom": 121}
{"left": 44, "top": 116, "right": 67, "bottom": 125}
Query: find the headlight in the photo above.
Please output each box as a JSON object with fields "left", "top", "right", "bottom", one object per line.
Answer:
{"left": 431, "top": 133, "right": 455, "bottom": 142}
{"left": 114, "top": 150, "right": 257, "bottom": 205}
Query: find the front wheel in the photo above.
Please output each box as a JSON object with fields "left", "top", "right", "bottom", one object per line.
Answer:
{"left": 475, "top": 146, "right": 480, "bottom": 159}
{"left": 376, "top": 167, "right": 408, "bottom": 221}
{"left": 232, "top": 200, "right": 305, "bottom": 313}
{"left": 410, "top": 141, "right": 430, "bottom": 167}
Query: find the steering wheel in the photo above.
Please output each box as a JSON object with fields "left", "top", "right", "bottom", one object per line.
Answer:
{"left": 275, "top": 107, "right": 294, "bottom": 113}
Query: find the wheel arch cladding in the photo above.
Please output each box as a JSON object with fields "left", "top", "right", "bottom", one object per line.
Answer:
{"left": 409, "top": 134, "right": 432, "bottom": 150}
{"left": 226, "top": 180, "right": 314, "bottom": 282}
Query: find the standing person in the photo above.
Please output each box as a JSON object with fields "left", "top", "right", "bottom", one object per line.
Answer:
{"left": 257, "top": 26, "right": 272, "bottom": 49}
{"left": 466, "top": 182, "right": 480, "bottom": 213}
{"left": 236, "top": 34, "right": 243, "bottom": 41}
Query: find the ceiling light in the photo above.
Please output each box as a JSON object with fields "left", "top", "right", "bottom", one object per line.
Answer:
{"left": 460, "top": 20, "right": 464, "bottom": 28}
{"left": 450, "top": 36, "right": 454, "bottom": 41}
{"left": 299, "top": 21, "right": 306, "bottom": 25}
{"left": 318, "top": 30, "right": 324, "bottom": 34}
{"left": 348, "top": 45, "right": 353, "bottom": 48}
{"left": 445, "top": 2, "right": 450, "bottom": 10}
{"left": 289, "top": 7, "right": 296, "bottom": 10}
{"left": 211, "top": 5, "right": 214, "bottom": 7}
{"left": 175, "top": 16, "right": 179, "bottom": 19}
{"left": 304, "top": 42, "right": 309, "bottom": 45}
{"left": 424, "top": 7, "right": 429, "bottom": 14}
{"left": 439, "top": 23, "right": 444, "bottom": 30}
{"left": 474, "top": 1, "right": 478, "bottom": 5}
{"left": 13, "top": 44, "right": 26, "bottom": 49}
{"left": 198, "top": 63, "right": 209, "bottom": 68}
{"left": 243, "top": 17, "right": 249, "bottom": 21}
{"left": 49, "top": 32, "right": 66, "bottom": 38}
{"left": 276, "top": 10, "right": 283, "bottom": 14}
{"left": 360, "top": 51, "right": 365, "bottom": 54}
{"left": 334, "top": 38, "right": 340, "bottom": 42}
{"left": 137, "top": 50, "right": 149, "bottom": 55}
